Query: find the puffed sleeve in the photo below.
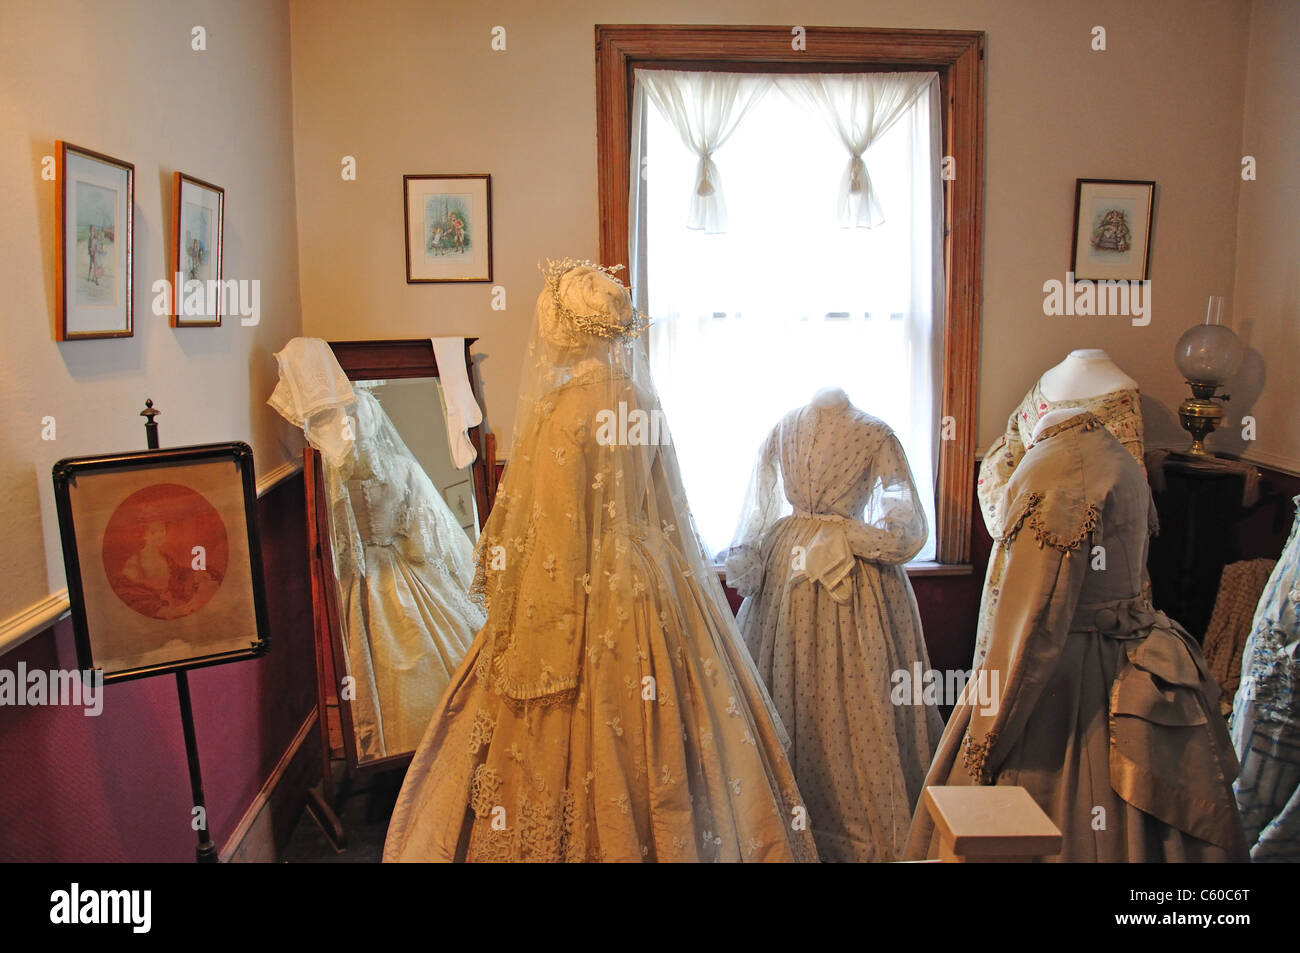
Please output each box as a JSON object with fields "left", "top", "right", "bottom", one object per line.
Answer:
{"left": 841, "top": 433, "right": 927, "bottom": 564}
{"left": 723, "top": 424, "right": 786, "bottom": 597}
{"left": 960, "top": 490, "right": 1093, "bottom": 783}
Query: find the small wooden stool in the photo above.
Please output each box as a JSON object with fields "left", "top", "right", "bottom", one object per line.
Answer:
{"left": 924, "top": 786, "right": 1062, "bottom": 862}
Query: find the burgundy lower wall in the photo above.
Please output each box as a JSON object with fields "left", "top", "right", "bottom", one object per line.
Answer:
{"left": 0, "top": 471, "right": 315, "bottom": 862}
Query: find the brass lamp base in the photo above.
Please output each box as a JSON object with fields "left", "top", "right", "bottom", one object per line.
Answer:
{"left": 1177, "top": 381, "right": 1228, "bottom": 457}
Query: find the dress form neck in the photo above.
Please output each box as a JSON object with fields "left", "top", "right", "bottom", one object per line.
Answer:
{"left": 810, "top": 386, "right": 850, "bottom": 410}
{"left": 1039, "top": 349, "right": 1138, "bottom": 402}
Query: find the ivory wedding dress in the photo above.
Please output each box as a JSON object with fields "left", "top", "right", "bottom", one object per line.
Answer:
{"left": 383, "top": 261, "right": 818, "bottom": 862}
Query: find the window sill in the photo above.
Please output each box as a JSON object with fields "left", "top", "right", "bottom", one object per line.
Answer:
{"left": 904, "top": 561, "right": 973, "bottom": 577}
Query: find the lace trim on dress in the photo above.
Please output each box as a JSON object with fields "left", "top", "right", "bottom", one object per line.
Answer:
{"left": 464, "top": 783, "right": 591, "bottom": 862}
{"left": 962, "top": 727, "right": 1000, "bottom": 784}
{"left": 1002, "top": 491, "right": 1101, "bottom": 553}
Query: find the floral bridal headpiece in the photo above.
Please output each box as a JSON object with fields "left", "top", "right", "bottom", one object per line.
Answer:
{"left": 538, "top": 257, "right": 650, "bottom": 344}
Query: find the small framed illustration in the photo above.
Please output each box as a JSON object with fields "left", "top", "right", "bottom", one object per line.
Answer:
{"left": 171, "top": 172, "right": 225, "bottom": 327}
{"left": 1071, "top": 178, "right": 1156, "bottom": 281}
{"left": 56, "top": 141, "right": 134, "bottom": 340}
{"left": 443, "top": 479, "right": 477, "bottom": 530}
{"left": 404, "top": 173, "right": 493, "bottom": 283}
{"left": 52, "top": 442, "right": 270, "bottom": 684}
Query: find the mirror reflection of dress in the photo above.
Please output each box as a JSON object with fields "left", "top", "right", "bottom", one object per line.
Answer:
{"left": 725, "top": 389, "right": 942, "bottom": 861}
{"left": 268, "top": 337, "right": 483, "bottom": 762}
{"left": 906, "top": 411, "right": 1247, "bottom": 861}
{"left": 383, "top": 261, "right": 818, "bottom": 862}
{"left": 326, "top": 388, "right": 484, "bottom": 759}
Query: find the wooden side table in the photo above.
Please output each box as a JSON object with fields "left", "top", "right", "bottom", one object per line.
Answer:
{"left": 1148, "top": 455, "right": 1247, "bottom": 640}
{"left": 924, "top": 786, "right": 1062, "bottom": 862}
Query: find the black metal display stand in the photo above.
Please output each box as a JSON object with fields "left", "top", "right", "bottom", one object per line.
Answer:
{"left": 142, "top": 398, "right": 217, "bottom": 863}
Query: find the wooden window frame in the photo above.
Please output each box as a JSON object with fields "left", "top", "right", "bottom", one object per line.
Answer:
{"left": 595, "top": 24, "right": 985, "bottom": 565}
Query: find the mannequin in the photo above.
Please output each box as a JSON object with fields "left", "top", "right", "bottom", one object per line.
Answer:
{"left": 725, "top": 385, "right": 941, "bottom": 861}
{"left": 907, "top": 410, "right": 1247, "bottom": 862}
{"left": 1038, "top": 349, "right": 1138, "bottom": 402}
{"left": 973, "top": 350, "right": 1145, "bottom": 668}
{"left": 382, "top": 261, "right": 818, "bottom": 863}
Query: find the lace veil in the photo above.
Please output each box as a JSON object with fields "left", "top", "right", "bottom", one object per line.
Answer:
{"left": 268, "top": 337, "right": 477, "bottom": 593}
{"left": 472, "top": 260, "right": 787, "bottom": 741}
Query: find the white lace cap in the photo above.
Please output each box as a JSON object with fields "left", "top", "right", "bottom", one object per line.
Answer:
{"left": 267, "top": 337, "right": 357, "bottom": 466}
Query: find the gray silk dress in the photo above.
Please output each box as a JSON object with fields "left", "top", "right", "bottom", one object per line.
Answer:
{"left": 906, "top": 411, "right": 1248, "bottom": 862}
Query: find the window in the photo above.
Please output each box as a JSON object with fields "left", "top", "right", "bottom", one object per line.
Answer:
{"left": 596, "top": 25, "right": 986, "bottom": 565}
{"left": 633, "top": 69, "right": 942, "bottom": 559}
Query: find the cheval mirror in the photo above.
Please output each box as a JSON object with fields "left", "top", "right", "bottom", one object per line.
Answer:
{"left": 303, "top": 338, "right": 496, "bottom": 847}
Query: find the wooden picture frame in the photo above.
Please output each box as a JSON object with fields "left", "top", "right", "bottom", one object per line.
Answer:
{"left": 56, "top": 141, "right": 134, "bottom": 340}
{"left": 171, "top": 172, "right": 225, "bottom": 327}
{"left": 1071, "top": 178, "right": 1155, "bottom": 281}
{"left": 51, "top": 441, "right": 270, "bottom": 684}
{"left": 403, "top": 173, "right": 493, "bottom": 282}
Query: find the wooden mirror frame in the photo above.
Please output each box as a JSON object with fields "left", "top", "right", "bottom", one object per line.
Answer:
{"left": 302, "top": 338, "right": 495, "bottom": 837}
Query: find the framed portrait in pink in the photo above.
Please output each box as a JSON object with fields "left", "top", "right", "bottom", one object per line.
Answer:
{"left": 52, "top": 442, "right": 269, "bottom": 683}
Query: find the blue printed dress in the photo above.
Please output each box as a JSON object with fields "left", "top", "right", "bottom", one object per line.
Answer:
{"left": 1231, "top": 495, "right": 1300, "bottom": 861}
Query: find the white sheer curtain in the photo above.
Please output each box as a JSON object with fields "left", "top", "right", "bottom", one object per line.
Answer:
{"left": 778, "top": 72, "right": 936, "bottom": 228}
{"left": 629, "top": 68, "right": 944, "bottom": 562}
{"left": 638, "top": 70, "right": 771, "bottom": 233}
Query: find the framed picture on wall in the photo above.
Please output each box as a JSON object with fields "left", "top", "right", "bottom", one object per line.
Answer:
{"left": 171, "top": 172, "right": 225, "bottom": 327}
{"left": 51, "top": 442, "right": 270, "bottom": 684}
{"left": 1071, "top": 178, "right": 1156, "bottom": 281}
{"left": 56, "top": 141, "right": 134, "bottom": 340}
{"left": 404, "top": 173, "right": 493, "bottom": 282}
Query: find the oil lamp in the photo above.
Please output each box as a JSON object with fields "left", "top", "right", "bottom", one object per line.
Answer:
{"left": 1174, "top": 296, "right": 1243, "bottom": 456}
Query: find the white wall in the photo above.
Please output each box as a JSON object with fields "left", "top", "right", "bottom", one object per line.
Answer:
{"left": 0, "top": 0, "right": 303, "bottom": 620}
{"left": 288, "top": 0, "right": 1271, "bottom": 466}
{"left": 1220, "top": 0, "right": 1299, "bottom": 471}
